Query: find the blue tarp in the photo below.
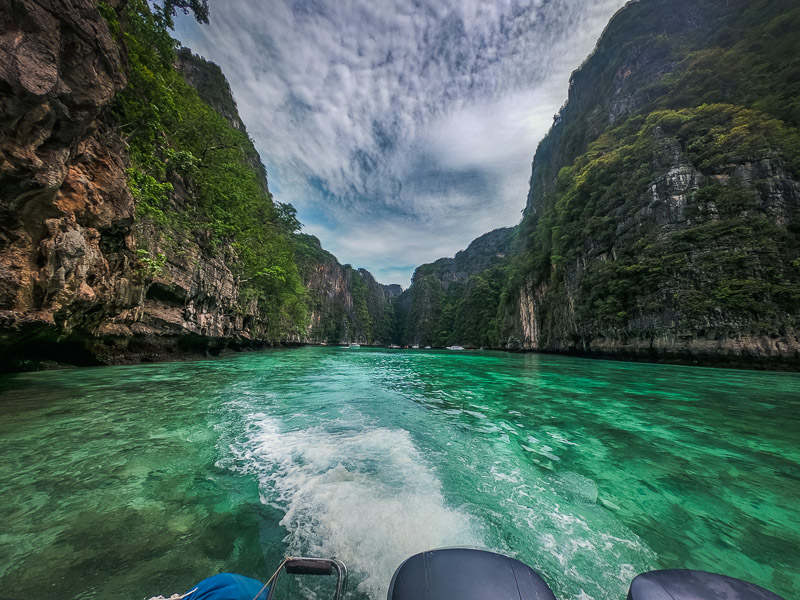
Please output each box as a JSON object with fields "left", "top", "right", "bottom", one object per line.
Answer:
{"left": 184, "top": 573, "right": 269, "bottom": 600}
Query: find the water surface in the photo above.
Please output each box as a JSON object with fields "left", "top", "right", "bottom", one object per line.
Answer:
{"left": 0, "top": 348, "right": 797, "bottom": 599}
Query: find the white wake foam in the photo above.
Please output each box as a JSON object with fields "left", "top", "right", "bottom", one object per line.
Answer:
{"left": 224, "top": 414, "right": 481, "bottom": 599}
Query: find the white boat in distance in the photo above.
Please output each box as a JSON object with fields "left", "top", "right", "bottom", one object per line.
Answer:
{"left": 446, "top": 345, "right": 465, "bottom": 350}
{"left": 348, "top": 343, "right": 360, "bottom": 348}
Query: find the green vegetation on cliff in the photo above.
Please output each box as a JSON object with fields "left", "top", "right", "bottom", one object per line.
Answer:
{"left": 517, "top": 104, "right": 800, "bottom": 331}
{"left": 507, "top": 0, "right": 800, "bottom": 346}
{"left": 397, "top": 0, "right": 800, "bottom": 361}
{"left": 294, "top": 234, "right": 396, "bottom": 345}
{"left": 395, "top": 228, "right": 512, "bottom": 347}
{"left": 403, "top": 266, "right": 507, "bottom": 348}
{"left": 102, "top": 0, "right": 800, "bottom": 359}
{"left": 100, "top": 0, "right": 307, "bottom": 338}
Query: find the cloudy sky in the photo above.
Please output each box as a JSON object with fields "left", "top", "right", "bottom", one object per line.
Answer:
{"left": 175, "top": 0, "right": 628, "bottom": 286}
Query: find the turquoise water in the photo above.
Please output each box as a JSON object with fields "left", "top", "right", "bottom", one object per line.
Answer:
{"left": 0, "top": 348, "right": 798, "bottom": 600}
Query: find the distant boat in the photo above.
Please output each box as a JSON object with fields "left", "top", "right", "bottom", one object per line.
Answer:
{"left": 411, "top": 344, "right": 419, "bottom": 349}
{"left": 446, "top": 345, "right": 465, "bottom": 350}
{"left": 348, "top": 343, "right": 360, "bottom": 349}
{"left": 387, "top": 344, "right": 401, "bottom": 349}
{"left": 425, "top": 346, "right": 431, "bottom": 349}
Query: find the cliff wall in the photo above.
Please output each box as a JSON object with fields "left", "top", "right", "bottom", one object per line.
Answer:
{"left": 0, "top": 0, "right": 397, "bottom": 370}
{"left": 0, "top": 0, "right": 282, "bottom": 368}
{"left": 505, "top": 0, "right": 800, "bottom": 368}
{"left": 294, "top": 234, "right": 399, "bottom": 345}
{"left": 3, "top": 0, "right": 797, "bottom": 370}
{"left": 0, "top": 0, "right": 139, "bottom": 366}
{"left": 395, "top": 228, "right": 513, "bottom": 347}
{"left": 397, "top": 0, "right": 800, "bottom": 369}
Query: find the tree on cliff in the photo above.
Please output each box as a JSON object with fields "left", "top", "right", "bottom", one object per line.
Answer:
{"left": 159, "top": 0, "right": 209, "bottom": 26}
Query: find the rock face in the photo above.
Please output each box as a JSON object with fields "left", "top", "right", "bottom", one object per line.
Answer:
{"left": 176, "top": 48, "right": 245, "bottom": 133}
{"left": 509, "top": 139, "right": 800, "bottom": 367}
{"left": 0, "top": 0, "right": 138, "bottom": 366}
{"left": 524, "top": 0, "right": 739, "bottom": 216}
{"left": 421, "top": 228, "right": 513, "bottom": 291}
{"left": 0, "top": 0, "right": 265, "bottom": 367}
{"left": 503, "top": 0, "right": 800, "bottom": 369}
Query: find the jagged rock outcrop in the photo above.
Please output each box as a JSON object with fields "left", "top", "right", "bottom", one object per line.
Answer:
{"left": 176, "top": 47, "right": 245, "bottom": 133}
{"left": 0, "top": 0, "right": 139, "bottom": 366}
{"left": 0, "top": 0, "right": 265, "bottom": 368}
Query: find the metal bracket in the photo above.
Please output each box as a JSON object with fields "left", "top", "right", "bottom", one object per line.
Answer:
{"left": 266, "top": 557, "right": 348, "bottom": 600}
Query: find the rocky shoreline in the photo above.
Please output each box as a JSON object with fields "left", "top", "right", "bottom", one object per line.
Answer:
{"left": 3, "top": 338, "right": 796, "bottom": 374}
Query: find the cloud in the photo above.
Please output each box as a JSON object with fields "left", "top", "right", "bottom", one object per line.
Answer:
{"left": 175, "top": 0, "right": 628, "bottom": 286}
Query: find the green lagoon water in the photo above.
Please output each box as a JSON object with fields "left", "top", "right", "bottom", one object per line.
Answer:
{"left": 0, "top": 347, "right": 798, "bottom": 600}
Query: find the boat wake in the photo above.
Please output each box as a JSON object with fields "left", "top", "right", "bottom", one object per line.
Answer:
{"left": 220, "top": 410, "right": 482, "bottom": 599}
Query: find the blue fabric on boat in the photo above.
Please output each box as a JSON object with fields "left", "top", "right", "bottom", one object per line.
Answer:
{"left": 185, "top": 573, "right": 269, "bottom": 600}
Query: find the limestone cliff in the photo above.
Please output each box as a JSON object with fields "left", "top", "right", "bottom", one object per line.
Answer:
{"left": 396, "top": 0, "right": 800, "bottom": 369}
{"left": 395, "top": 228, "right": 513, "bottom": 347}
{"left": 3, "top": 0, "right": 798, "bottom": 371}
{"left": 505, "top": 0, "right": 800, "bottom": 369}
{"left": 418, "top": 227, "right": 513, "bottom": 291}
{"left": 294, "top": 234, "right": 400, "bottom": 345}
{"left": 508, "top": 135, "right": 800, "bottom": 367}
{"left": 0, "top": 0, "right": 137, "bottom": 367}
{"left": 176, "top": 48, "right": 245, "bottom": 133}
{"left": 0, "top": 0, "right": 280, "bottom": 368}
{"left": 0, "top": 0, "right": 398, "bottom": 370}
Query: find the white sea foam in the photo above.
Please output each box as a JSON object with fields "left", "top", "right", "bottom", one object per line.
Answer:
{"left": 225, "top": 415, "right": 481, "bottom": 599}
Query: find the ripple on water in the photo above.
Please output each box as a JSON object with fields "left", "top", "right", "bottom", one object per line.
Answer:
{"left": 1, "top": 349, "right": 797, "bottom": 600}
{"left": 464, "top": 446, "right": 656, "bottom": 600}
